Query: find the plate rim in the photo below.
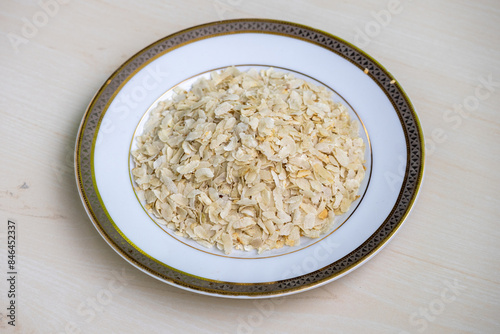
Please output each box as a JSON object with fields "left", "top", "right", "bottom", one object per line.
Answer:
{"left": 75, "top": 18, "right": 425, "bottom": 298}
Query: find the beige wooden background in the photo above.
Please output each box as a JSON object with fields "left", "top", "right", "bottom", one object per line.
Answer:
{"left": 1, "top": 0, "right": 499, "bottom": 333}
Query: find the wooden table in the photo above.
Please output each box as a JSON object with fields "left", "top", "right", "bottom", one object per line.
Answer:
{"left": 1, "top": 1, "right": 499, "bottom": 333}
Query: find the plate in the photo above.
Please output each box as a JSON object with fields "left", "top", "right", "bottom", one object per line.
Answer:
{"left": 75, "top": 19, "right": 424, "bottom": 298}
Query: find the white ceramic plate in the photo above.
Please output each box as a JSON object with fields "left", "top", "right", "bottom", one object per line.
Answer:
{"left": 75, "top": 19, "right": 424, "bottom": 298}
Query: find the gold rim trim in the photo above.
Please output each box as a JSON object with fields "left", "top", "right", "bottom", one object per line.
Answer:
{"left": 75, "top": 18, "right": 425, "bottom": 297}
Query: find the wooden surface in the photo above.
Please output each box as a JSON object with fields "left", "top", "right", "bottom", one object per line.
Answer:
{"left": 1, "top": 0, "right": 499, "bottom": 333}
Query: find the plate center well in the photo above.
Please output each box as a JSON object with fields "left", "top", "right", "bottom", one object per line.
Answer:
{"left": 128, "top": 64, "right": 373, "bottom": 259}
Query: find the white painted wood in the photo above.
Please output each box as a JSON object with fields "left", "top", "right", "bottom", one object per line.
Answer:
{"left": 0, "top": 0, "right": 498, "bottom": 333}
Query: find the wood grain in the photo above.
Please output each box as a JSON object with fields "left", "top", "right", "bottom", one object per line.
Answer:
{"left": 0, "top": 0, "right": 499, "bottom": 333}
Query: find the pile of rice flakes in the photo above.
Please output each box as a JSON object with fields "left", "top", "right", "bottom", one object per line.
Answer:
{"left": 132, "top": 67, "right": 366, "bottom": 254}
